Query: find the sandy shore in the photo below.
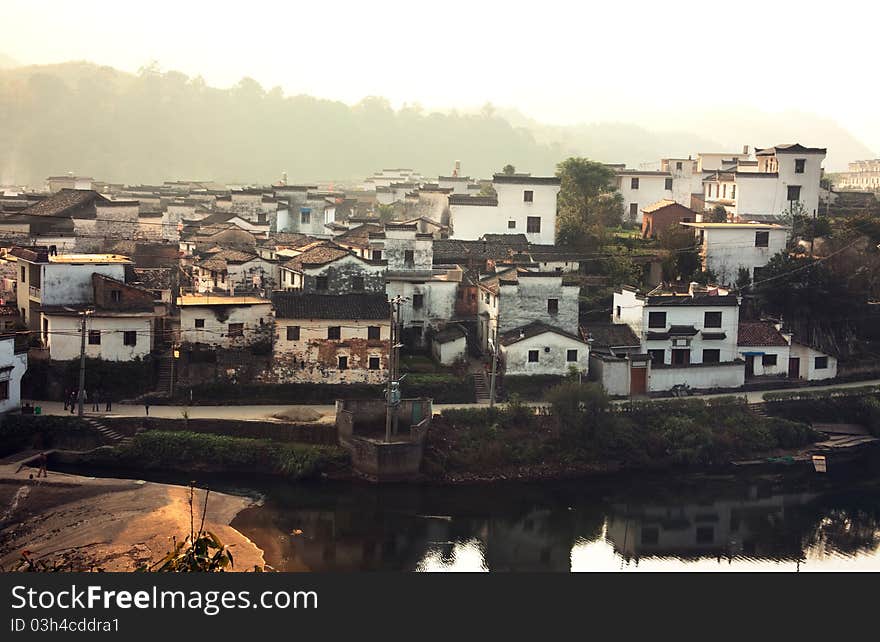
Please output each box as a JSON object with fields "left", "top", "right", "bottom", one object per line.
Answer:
{"left": 0, "top": 461, "right": 265, "bottom": 572}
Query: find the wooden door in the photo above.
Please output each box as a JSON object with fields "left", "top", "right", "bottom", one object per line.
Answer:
{"left": 745, "top": 355, "right": 755, "bottom": 378}
{"left": 630, "top": 366, "right": 647, "bottom": 395}
{"left": 788, "top": 357, "right": 800, "bottom": 379}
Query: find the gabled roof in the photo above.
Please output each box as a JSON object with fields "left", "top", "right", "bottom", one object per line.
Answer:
{"left": 434, "top": 325, "right": 467, "bottom": 344}
{"left": 334, "top": 223, "right": 384, "bottom": 248}
{"left": 19, "top": 189, "right": 108, "bottom": 219}
{"left": 579, "top": 323, "right": 641, "bottom": 350}
{"left": 271, "top": 292, "right": 389, "bottom": 320}
{"left": 492, "top": 174, "right": 561, "bottom": 185}
{"left": 281, "top": 244, "right": 353, "bottom": 272}
{"left": 642, "top": 200, "right": 695, "bottom": 215}
{"left": 499, "top": 322, "right": 585, "bottom": 346}
{"left": 755, "top": 143, "right": 827, "bottom": 156}
{"left": 737, "top": 321, "right": 790, "bottom": 347}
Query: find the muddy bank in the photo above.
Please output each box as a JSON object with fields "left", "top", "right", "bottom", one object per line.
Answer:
{"left": 0, "top": 465, "right": 264, "bottom": 572}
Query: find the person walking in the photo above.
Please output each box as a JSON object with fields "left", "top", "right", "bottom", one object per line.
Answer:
{"left": 63, "top": 388, "right": 70, "bottom": 411}
{"left": 144, "top": 398, "right": 150, "bottom": 416}
{"left": 92, "top": 389, "right": 101, "bottom": 412}
{"left": 105, "top": 394, "right": 112, "bottom": 413}
{"left": 69, "top": 389, "right": 78, "bottom": 414}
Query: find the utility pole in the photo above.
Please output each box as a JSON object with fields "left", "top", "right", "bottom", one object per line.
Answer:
{"left": 77, "top": 309, "right": 93, "bottom": 417}
{"left": 385, "top": 296, "right": 402, "bottom": 442}
{"left": 488, "top": 337, "right": 498, "bottom": 407}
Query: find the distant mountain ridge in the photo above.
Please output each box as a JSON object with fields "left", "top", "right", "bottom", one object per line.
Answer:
{"left": 0, "top": 60, "right": 871, "bottom": 186}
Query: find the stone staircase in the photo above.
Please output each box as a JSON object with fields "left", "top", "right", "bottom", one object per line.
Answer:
{"left": 748, "top": 403, "right": 768, "bottom": 418}
{"left": 156, "top": 351, "right": 173, "bottom": 397}
{"left": 82, "top": 417, "right": 133, "bottom": 447}
{"left": 473, "top": 370, "right": 490, "bottom": 404}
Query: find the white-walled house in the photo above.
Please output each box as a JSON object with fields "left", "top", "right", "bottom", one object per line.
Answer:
{"left": 682, "top": 222, "right": 788, "bottom": 285}
{"left": 612, "top": 284, "right": 745, "bottom": 392}
{"left": 736, "top": 321, "right": 791, "bottom": 379}
{"left": 735, "top": 144, "right": 826, "bottom": 219}
{"left": 616, "top": 170, "right": 674, "bottom": 224}
{"left": 581, "top": 322, "right": 648, "bottom": 396}
{"left": 0, "top": 334, "right": 28, "bottom": 414}
{"left": 432, "top": 325, "right": 468, "bottom": 365}
{"left": 448, "top": 174, "right": 560, "bottom": 245}
{"left": 177, "top": 295, "right": 273, "bottom": 349}
{"left": 499, "top": 322, "right": 590, "bottom": 377}
{"left": 789, "top": 342, "right": 837, "bottom": 381}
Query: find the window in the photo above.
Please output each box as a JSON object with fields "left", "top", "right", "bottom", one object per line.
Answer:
{"left": 755, "top": 231, "right": 770, "bottom": 247}
{"left": 337, "top": 356, "right": 348, "bottom": 370}
{"left": 368, "top": 356, "right": 380, "bottom": 370}
{"left": 731, "top": 185, "right": 736, "bottom": 199}
{"left": 648, "top": 349, "right": 665, "bottom": 364}
{"left": 665, "top": 178, "right": 673, "bottom": 190}
{"left": 507, "top": 220, "right": 516, "bottom": 229}
{"left": 195, "top": 318, "right": 205, "bottom": 328}
{"left": 484, "top": 292, "right": 490, "bottom": 304}
{"left": 0, "top": 380, "right": 7, "bottom": 400}
{"left": 723, "top": 184, "right": 727, "bottom": 198}
{"left": 676, "top": 161, "right": 683, "bottom": 171}
{"left": 300, "top": 209, "right": 311, "bottom": 224}
{"left": 88, "top": 330, "right": 101, "bottom": 345}
{"left": 787, "top": 185, "right": 801, "bottom": 201}
{"left": 762, "top": 354, "right": 777, "bottom": 367}
{"left": 228, "top": 323, "right": 244, "bottom": 338}
{"left": 616, "top": 305, "right": 621, "bottom": 318}
{"left": 287, "top": 325, "right": 300, "bottom": 341}
{"left": 671, "top": 349, "right": 690, "bottom": 365}
{"left": 631, "top": 177, "right": 640, "bottom": 189}
{"left": 328, "top": 326, "right": 341, "bottom": 340}
{"left": 815, "top": 356, "right": 828, "bottom": 369}
{"left": 523, "top": 190, "right": 534, "bottom": 202}
{"left": 629, "top": 203, "right": 638, "bottom": 220}
{"left": 702, "top": 349, "right": 720, "bottom": 363}
{"left": 648, "top": 311, "right": 667, "bottom": 328}
{"left": 315, "top": 276, "right": 328, "bottom": 291}
{"left": 704, "top": 311, "right": 722, "bottom": 328}
{"left": 526, "top": 216, "right": 541, "bottom": 233}
{"left": 123, "top": 331, "right": 137, "bottom": 346}
{"left": 110, "top": 290, "right": 122, "bottom": 303}
{"left": 795, "top": 159, "right": 806, "bottom": 174}
{"left": 20, "top": 265, "right": 25, "bottom": 281}
{"left": 528, "top": 350, "right": 539, "bottom": 363}
{"left": 351, "top": 275, "right": 364, "bottom": 291}
{"left": 368, "top": 326, "right": 381, "bottom": 340}
{"left": 372, "top": 250, "right": 382, "bottom": 261}
{"left": 404, "top": 250, "right": 414, "bottom": 266}
{"left": 547, "top": 298, "right": 559, "bottom": 314}
{"left": 412, "top": 294, "right": 424, "bottom": 310}
{"left": 566, "top": 349, "right": 578, "bottom": 362}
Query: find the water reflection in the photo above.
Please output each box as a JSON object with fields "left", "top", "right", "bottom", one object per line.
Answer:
{"left": 229, "top": 475, "right": 880, "bottom": 572}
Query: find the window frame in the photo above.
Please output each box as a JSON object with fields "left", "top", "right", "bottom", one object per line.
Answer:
{"left": 227, "top": 323, "right": 244, "bottom": 338}
{"left": 527, "top": 350, "right": 539, "bottom": 363}
{"left": 547, "top": 298, "right": 559, "bottom": 314}
{"left": 755, "top": 230, "right": 770, "bottom": 248}
{"left": 815, "top": 356, "right": 828, "bottom": 370}
{"left": 368, "top": 356, "right": 381, "bottom": 370}
{"left": 327, "top": 326, "right": 341, "bottom": 340}
{"left": 123, "top": 330, "right": 137, "bottom": 347}
{"left": 526, "top": 216, "right": 541, "bottom": 233}
{"left": 367, "top": 325, "right": 381, "bottom": 340}
{"left": 287, "top": 325, "right": 300, "bottom": 341}
{"left": 702, "top": 348, "right": 721, "bottom": 364}
{"left": 566, "top": 349, "right": 578, "bottom": 362}
{"left": 762, "top": 354, "right": 778, "bottom": 367}
{"left": 523, "top": 190, "right": 534, "bottom": 203}
{"left": 631, "top": 177, "right": 640, "bottom": 189}
{"left": 648, "top": 311, "right": 667, "bottom": 329}
{"left": 338, "top": 355, "right": 348, "bottom": 370}
{"left": 412, "top": 293, "right": 424, "bottom": 310}
{"left": 704, "top": 311, "right": 722, "bottom": 328}
{"left": 194, "top": 318, "right": 205, "bottom": 328}
{"left": 88, "top": 330, "right": 101, "bottom": 345}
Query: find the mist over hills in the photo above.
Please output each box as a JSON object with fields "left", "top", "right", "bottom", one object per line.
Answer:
{"left": 0, "top": 60, "right": 871, "bottom": 186}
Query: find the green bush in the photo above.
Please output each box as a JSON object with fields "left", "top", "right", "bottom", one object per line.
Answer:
{"left": 501, "top": 375, "right": 565, "bottom": 401}
{"left": 0, "top": 415, "right": 99, "bottom": 457}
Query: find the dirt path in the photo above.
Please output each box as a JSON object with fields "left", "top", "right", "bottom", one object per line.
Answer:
{"left": 0, "top": 464, "right": 264, "bottom": 572}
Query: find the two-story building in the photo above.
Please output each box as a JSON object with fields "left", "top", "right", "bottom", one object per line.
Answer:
{"left": 616, "top": 170, "right": 674, "bottom": 223}
{"left": 278, "top": 243, "right": 386, "bottom": 293}
{"left": 612, "top": 283, "right": 745, "bottom": 392}
{"left": 177, "top": 295, "right": 273, "bottom": 349}
{"left": 682, "top": 222, "right": 789, "bottom": 285}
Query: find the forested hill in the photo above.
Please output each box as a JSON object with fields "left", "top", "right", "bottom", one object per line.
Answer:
{"left": 0, "top": 62, "right": 562, "bottom": 186}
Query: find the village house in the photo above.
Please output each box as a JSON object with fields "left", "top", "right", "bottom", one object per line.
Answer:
{"left": 0, "top": 333, "right": 28, "bottom": 414}
{"left": 447, "top": 174, "right": 560, "bottom": 245}
{"left": 269, "top": 292, "right": 390, "bottom": 384}
{"left": 612, "top": 283, "right": 745, "bottom": 392}
{"left": 11, "top": 247, "right": 131, "bottom": 330}
{"left": 431, "top": 324, "right": 468, "bottom": 365}
{"left": 177, "top": 294, "right": 273, "bottom": 350}
{"left": 737, "top": 321, "right": 792, "bottom": 380}
{"left": 41, "top": 274, "right": 158, "bottom": 361}
{"left": 192, "top": 248, "right": 276, "bottom": 293}
{"left": 836, "top": 158, "right": 880, "bottom": 192}
{"left": 278, "top": 243, "right": 386, "bottom": 293}
{"left": 498, "top": 321, "right": 590, "bottom": 378}
{"left": 581, "top": 322, "right": 648, "bottom": 396}
{"left": 641, "top": 200, "right": 697, "bottom": 239}
{"left": 615, "top": 170, "right": 674, "bottom": 223}
{"left": 682, "top": 221, "right": 789, "bottom": 285}
{"left": 0, "top": 189, "right": 110, "bottom": 252}
{"left": 46, "top": 175, "right": 95, "bottom": 192}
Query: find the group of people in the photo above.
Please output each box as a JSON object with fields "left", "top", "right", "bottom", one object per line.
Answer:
{"left": 63, "top": 388, "right": 113, "bottom": 414}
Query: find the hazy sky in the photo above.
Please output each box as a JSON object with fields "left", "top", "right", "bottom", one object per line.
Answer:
{"left": 5, "top": 0, "right": 879, "bottom": 153}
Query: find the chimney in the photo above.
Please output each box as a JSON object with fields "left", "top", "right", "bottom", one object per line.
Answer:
{"left": 742, "top": 145, "right": 749, "bottom": 155}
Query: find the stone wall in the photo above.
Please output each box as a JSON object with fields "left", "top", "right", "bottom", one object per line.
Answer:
{"left": 499, "top": 276, "right": 579, "bottom": 335}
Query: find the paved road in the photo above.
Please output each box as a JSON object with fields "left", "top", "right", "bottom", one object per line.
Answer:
{"left": 25, "top": 378, "right": 880, "bottom": 422}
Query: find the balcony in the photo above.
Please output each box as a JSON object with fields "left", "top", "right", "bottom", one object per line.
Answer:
{"left": 28, "top": 285, "right": 41, "bottom": 299}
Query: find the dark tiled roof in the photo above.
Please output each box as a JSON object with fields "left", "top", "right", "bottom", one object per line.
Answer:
{"left": 646, "top": 294, "right": 739, "bottom": 307}
{"left": 482, "top": 233, "right": 528, "bottom": 245}
{"left": 669, "top": 325, "right": 699, "bottom": 336}
{"left": 737, "top": 321, "right": 789, "bottom": 347}
{"left": 281, "top": 244, "right": 352, "bottom": 272}
{"left": 755, "top": 144, "right": 827, "bottom": 156}
{"left": 499, "top": 321, "right": 584, "bottom": 346}
{"left": 434, "top": 325, "right": 467, "bottom": 344}
{"left": 579, "top": 323, "right": 640, "bottom": 349}
{"left": 448, "top": 195, "right": 498, "bottom": 206}
{"left": 492, "top": 174, "right": 560, "bottom": 185}
{"left": 271, "top": 292, "right": 389, "bottom": 320}
{"left": 20, "top": 189, "right": 106, "bottom": 218}
{"left": 132, "top": 267, "right": 174, "bottom": 290}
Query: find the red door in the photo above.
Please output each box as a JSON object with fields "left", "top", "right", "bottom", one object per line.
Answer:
{"left": 788, "top": 357, "right": 800, "bottom": 379}
{"left": 630, "top": 366, "right": 647, "bottom": 395}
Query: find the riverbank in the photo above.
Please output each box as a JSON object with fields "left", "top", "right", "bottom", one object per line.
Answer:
{"left": 0, "top": 463, "right": 265, "bottom": 571}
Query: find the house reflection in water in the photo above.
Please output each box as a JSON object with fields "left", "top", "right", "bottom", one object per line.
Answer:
{"left": 604, "top": 484, "right": 818, "bottom": 564}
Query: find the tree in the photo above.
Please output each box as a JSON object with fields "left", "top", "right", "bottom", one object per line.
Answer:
{"left": 544, "top": 381, "right": 610, "bottom": 440}
{"left": 707, "top": 205, "right": 728, "bottom": 223}
{"left": 555, "top": 158, "right": 620, "bottom": 246}
{"left": 502, "top": 164, "right": 516, "bottom": 175}
{"left": 660, "top": 224, "right": 701, "bottom": 282}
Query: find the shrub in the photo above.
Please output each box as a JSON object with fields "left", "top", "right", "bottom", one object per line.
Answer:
{"left": 544, "top": 382, "right": 610, "bottom": 440}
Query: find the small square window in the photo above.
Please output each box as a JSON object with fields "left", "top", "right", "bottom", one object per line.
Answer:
{"left": 287, "top": 325, "right": 300, "bottom": 341}
{"left": 368, "top": 356, "right": 380, "bottom": 370}
{"left": 404, "top": 250, "right": 414, "bottom": 266}
{"left": 566, "top": 349, "right": 578, "bottom": 362}
{"left": 351, "top": 275, "right": 364, "bottom": 291}
{"left": 755, "top": 231, "right": 770, "bottom": 247}
{"left": 631, "top": 177, "right": 640, "bottom": 189}
{"left": 815, "top": 356, "right": 828, "bottom": 369}
{"left": 547, "top": 298, "right": 558, "bottom": 314}
{"left": 412, "top": 294, "right": 424, "bottom": 310}
{"left": 787, "top": 185, "right": 801, "bottom": 201}
{"left": 795, "top": 159, "right": 806, "bottom": 174}
{"left": 228, "top": 323, "right": 244, "bottom": 338}
{"left": 328, "top": 326, "right": 341, "bottom": 340}
{"left": 195, "top": 318, "right": 205, "bottom": 328}
{"left": 372, "top": 250, "right": 383, "bottom": 261}
{"left": 338, "top": 356, "right": 348, "bottom": 370}
{"left": 665, "top": 178, "right": 673, "bottom": 190}
{"left": 523, "top": 190, "right": 534, "bottom": 202}
{"left": 648, "top": 349, "right": 665, "bottom": 364}
{"left": 88, "top": 330, "right": 101, "bottom": 345}
{"left": 528, "top": 350, "right": 539, "bottom": 363}
{"left": 526, "top": 216, "right": 541, "bottom": 233}
{"left": 110, "top": 290, "right": 122, "bottom": 303}
{"left": 702, "top": 349, "right": 720, "bottom": 364}
{"left": 367, "top": 326, "right": 381, "bottom": 340}
{"left": 648, "top": 311, "right": 666, "bottom": 328}
{"left": 507, "top": 220, "right": 516, "bottom": 229}
{"left": 315, "top": 276, "right": 329, "bottom": 291}
{"left": 0, "top": 380, "right": 7, "bottom": 400}
{"left": 300, "top": 209, "right": 311, "bottom": 224}
{"left": 123, "top": 331, "right": 137, "bottom": 346}
{"left": 762, "top": 354, "right": 777, "bottom": 367}
{"left": 704, "top": 311, "right": 722, "bottom": 328}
